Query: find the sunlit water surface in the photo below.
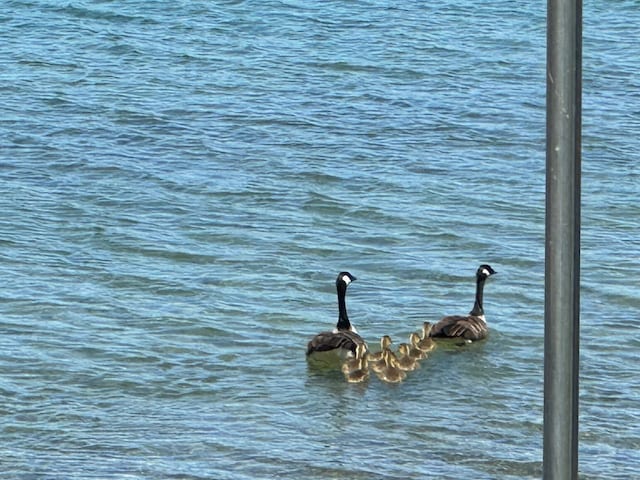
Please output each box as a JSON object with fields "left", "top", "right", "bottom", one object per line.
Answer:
{"left": 1, "top": 0, "right": 639, "bottom": 478}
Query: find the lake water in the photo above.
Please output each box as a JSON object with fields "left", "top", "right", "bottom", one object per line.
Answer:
{"left": 1, "top": 0, "right": 639, "bottom": 478}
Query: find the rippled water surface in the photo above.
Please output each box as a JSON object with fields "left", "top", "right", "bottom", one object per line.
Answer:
{"left": 1, "top": 0, "right": 639, "bottom": 478}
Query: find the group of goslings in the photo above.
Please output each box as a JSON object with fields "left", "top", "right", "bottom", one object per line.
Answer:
{"left": 306, "top": 265, "right": 497, "bottom": 384}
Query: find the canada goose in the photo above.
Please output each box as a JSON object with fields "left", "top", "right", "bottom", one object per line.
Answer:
{"left": 344, "top": 355, "right": 370, "bottom": 383}
{"left": 417, "top": 322, "right": 436, "bottom": 352}
{"left": 306, "top": 272, "right": 367, "bottom": 357}
{"left": 368, "top": 335, "right": 392, "bottom": 362}
{"left": 375, "top": 350, "right": 407, "bottom": 383}
{"left": 396, "top": 343, "right": 420, "bottom": 371}
{"left": 408, "top": 332, "right": 427, "bottom": 359}
{"left": 370, "top": 337, "right": 397, "bottom": 374}
{"left": 429, "top": 264, "right": 496, "bottom": 341}
{"left": 342, "top": 343, "right": 368, "bottom": 375}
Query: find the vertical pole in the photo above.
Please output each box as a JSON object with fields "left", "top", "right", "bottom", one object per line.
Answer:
{"left": 544, "top": 0, "right": 582, "bottom": 475}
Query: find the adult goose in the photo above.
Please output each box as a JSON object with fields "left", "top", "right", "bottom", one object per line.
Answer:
{"left": 429, "top": 264, "right": 496, "bottom": 341}
{"left": 306, "top": 272, "right": 367, "bottom": 357}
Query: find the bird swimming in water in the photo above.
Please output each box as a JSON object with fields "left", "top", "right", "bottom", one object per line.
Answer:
{"left": 396, "top": 343, "right": 420, "bottom": 371}
{"left": 343, "top": 352, "right": 370, "bottom": 384}
{"left": 416, "top": 322, "right": 436, "bottom": 352}
{"left": 375, "top": 349, "right": 407, "bottom": 383}
{"left": 408, "top": 332, "right": 428, "bottom": 360}
{"left": 368, "top": 335, "right": 392, "bottom": 363}
{"left": 306, "top": 272, "right": 367, "bottom": 358}
{"left": 429, "top": 264, "right": 497, "bottom": 341}
{"left": 341, "top": 343, "right": 368, "bottom": 375}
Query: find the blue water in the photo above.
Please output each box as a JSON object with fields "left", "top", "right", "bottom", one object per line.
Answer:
{"left": 1, "top": 0, "right": 639, "bottom": 478}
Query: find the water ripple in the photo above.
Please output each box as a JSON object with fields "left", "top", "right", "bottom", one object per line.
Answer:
{"left": 1, "top": 0, "right": 638, "bottom": 478}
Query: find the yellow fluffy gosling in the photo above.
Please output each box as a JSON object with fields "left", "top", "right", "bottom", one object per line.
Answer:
{"left": 368, "top": 335, "right": 392, "bottom": 363}
{"left": 344, "top": 355, "right": 369, "bottom": 383}
{"left": 409, "top": 332, "right": 428, "bottom": 359}
{"left": 396, "top": 343, "right": 420, "bottom": 371}
{"left": 342, "top": 343, "right": 368, "bottom": 375}
{"left": 417, "top": 322, "right": 436, "bottom": 352}
{"left": 375, "top": 350, "right": 406, "bottom": 383}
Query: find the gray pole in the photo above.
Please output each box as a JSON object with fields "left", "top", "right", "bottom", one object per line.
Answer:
{"left": 544, "top": 0, "right": 582, "bottom": 475}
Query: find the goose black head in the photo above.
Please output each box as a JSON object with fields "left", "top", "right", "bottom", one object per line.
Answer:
{"left": 476, "top": 264, "right": 496, "bottom": 279}
{"left": 336, "top": 271, "right": 357, "bottom": 287}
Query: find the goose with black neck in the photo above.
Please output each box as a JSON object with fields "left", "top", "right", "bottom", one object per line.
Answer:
{"left": 306, "top": 272, "right": 367, "bottom": 358}
{"left": 429, "top": 264, "right": 497, "bottom": 341}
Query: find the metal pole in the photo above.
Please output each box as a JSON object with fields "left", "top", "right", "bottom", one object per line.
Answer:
{"left": 544, "top": 0, "right": 582, "bottom": 475}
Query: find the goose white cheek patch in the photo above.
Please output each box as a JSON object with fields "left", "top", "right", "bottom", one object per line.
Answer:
{"left": 342, "top": 275, "right": 352, "bottom": 285}
{"left": 481, "top": 268, "right": 491, "bottom": 276}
